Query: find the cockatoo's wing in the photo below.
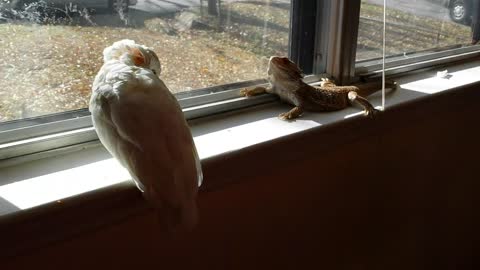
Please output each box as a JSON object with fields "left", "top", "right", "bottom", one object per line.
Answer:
{"left": 90, "top": 63, "right": 202, "bottom": 231}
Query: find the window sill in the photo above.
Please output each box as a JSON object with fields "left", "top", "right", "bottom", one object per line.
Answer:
{"left": 1, "top": 59, "right": 480, "bottom": 257}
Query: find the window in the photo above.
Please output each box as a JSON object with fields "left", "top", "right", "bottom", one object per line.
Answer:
{"left": 0, "top": 0, "right": 290, "bottom": 123}
{"left": 357, "top": 0, "right": 480, "bottom": 75}
{"left": 0, "top": 0, "right": 291, "bottom": 160}
{"left": 1, "top": 0, "right": 479, "bottom": 164}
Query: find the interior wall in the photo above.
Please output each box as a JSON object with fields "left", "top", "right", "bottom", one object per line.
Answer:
{"left": 4, "top": 95, "right": 478, "bottom": 270}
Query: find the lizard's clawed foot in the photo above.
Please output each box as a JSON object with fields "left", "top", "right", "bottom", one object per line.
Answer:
{"left": 278, "top": 112, "right": 298, "bottom": 121}
{"left": 319, "top": 78, "right": 336, "bottom": 88}
{"left": 240, "top": 88, "right": 254, "bottom": 97}
{"left": 278, "top": 107, "right": 303, "bottom": 121}
{"left": 240, "top": 86, "right": 267, "bottom": 97}
{"left": 364, "top": 107, "right": 380, "bottom": 118}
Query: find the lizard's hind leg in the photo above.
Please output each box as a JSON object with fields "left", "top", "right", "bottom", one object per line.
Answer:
{"left": 348, "top": 91, "right": 379, "bottom": 117}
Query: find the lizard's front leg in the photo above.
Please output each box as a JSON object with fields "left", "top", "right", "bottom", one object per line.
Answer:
{"left": 240, "top": 86, "right": 270, "bottom": 97}
{"left": 279, "top": 106, "right": 304, "bottom": 121}
{"left": 348, "top": 91, "right": 379, "bottom": 117}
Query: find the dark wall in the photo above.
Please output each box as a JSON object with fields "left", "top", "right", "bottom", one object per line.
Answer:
{"left": 4, "top": 88, "right": 479, "bottom": 270}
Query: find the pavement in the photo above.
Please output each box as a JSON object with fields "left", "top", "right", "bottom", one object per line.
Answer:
{"left": 0, "top": 0, "right": 454, "bottom": 26}
{"left": 130, "top": 0, "right": 451, "bottom": 22}
{"left": 132, "top": 0, "right": 200, "bottom": 14}
{"left": 365, "top": 0, "right": 450, "bottom": 22}
{"left": 131, "top": 0, "right": 287, "bottom": 15}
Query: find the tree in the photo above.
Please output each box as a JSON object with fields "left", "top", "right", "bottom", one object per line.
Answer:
{"left": 208, "top": 0, "right": 218, "bottom": 16}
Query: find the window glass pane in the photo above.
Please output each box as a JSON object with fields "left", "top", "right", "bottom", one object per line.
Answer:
{"left": 357, "top": 0, "right": 474, "bottom": 63}
{"left": 0, "top": 0, "right": 291, "bottom": 122}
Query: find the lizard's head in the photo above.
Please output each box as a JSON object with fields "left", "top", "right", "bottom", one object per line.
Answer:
{"left": 268, "top": 56, "right": 304, "bottom": 81}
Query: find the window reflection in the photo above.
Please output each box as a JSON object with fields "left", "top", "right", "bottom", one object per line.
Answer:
{"left": 357, "top": 0, "right": 474, "bottom": 63}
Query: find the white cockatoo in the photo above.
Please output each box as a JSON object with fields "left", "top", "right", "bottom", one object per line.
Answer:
{"left": 90, "top": 39, "right": 203, "bottom": 231}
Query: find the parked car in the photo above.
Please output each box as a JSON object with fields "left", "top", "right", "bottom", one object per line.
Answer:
{"left": 446, "top": 0, "right": 472, "bottom": 25}
{"left": 5, "top": 0, "right": 137, "bottom": 14}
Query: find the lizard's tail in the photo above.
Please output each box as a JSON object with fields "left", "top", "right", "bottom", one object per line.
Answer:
{"left": 353, "top": 79, "right": 397, "bottom": 97}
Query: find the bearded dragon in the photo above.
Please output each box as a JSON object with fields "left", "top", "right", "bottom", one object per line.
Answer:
{"left": 240, "top": 56, "right": 396, "bottom": 120}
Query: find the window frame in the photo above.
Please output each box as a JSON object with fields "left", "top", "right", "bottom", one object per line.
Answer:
{"left": 0, "top": 79, "right": 278, "bottom": 163}
{"left": 0, "top": 0, "right": 304, "bottom": 165}
{"left": 356, "top": 45, "right": 480, "bottom": 76}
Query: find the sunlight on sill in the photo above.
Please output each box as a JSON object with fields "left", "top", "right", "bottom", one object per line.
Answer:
{"left": 0, "top": 117, "right": 320, "bottom": 212}
{"left": 0, "top": 159, "right": 129, "bottom": 210}
{"left": 400, "top": 65, "right": 480, "bottom": 94}
{"left": 194, "top": 117, "right": 321, "bottom": 159}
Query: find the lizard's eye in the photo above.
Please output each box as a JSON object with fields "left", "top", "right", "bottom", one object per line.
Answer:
{"left": 152, "top": 70, "right": 157, "bottom": 75}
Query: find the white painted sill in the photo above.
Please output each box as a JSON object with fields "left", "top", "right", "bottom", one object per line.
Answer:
{"left": 0, "top": 59, "right": 479, "bottom": 248}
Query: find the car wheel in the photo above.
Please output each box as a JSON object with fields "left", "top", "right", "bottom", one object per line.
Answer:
{"left": 449, "top": 0, "right": 471, "bottom": 25}
{"left": 110, "top": 0, "right": 129, "bottom": 14}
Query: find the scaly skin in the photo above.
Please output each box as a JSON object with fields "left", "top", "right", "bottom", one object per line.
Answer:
{"left": 241, "top": 56, "right": 396, "bottom": 120}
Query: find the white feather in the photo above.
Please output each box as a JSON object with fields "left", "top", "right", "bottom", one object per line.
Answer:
{"left": 90, "top": 40, "right": 202, "bottom": 231}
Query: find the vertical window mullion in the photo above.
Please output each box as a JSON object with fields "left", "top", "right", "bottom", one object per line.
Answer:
{"left": 313, "top": 0, "right": 331, "bottom": 75}
{"left": 290, "top": 0, "right": 361, "bottom": 82}
{"left": 325, "top": 0, "right": 361, "bottom": 85}
{"left": 289, "top": 0, "right": 318, "bottom": 74}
